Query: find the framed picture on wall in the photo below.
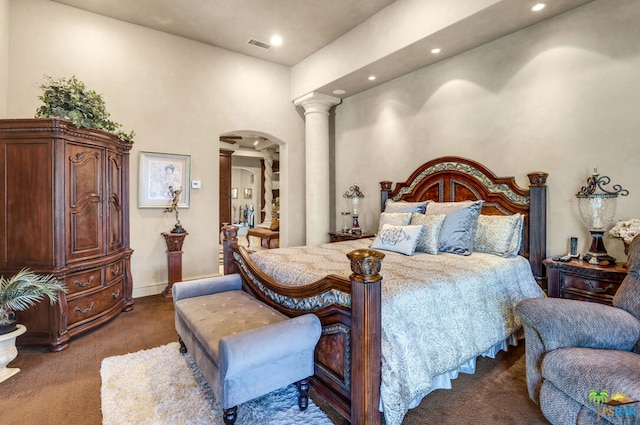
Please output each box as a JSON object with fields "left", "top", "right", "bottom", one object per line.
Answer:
{"left": 244, "top": 188, "right": 252, "bottom": 199}
{"left": 231, "top": 187, "right": 238, "bottom": 199}
{"left": 138, "top": 151, "right": 191, "bottom": 208}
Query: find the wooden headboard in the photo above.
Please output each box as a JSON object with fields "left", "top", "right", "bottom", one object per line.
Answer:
{"left": 380, "top": 156, "right": 548, "bottom": 286}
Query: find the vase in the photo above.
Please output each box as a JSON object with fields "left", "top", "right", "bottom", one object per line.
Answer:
{"left": 0, "top": 324, "right": 26, "bottom": 383}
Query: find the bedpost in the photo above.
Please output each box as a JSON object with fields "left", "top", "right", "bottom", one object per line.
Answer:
{"left": 347, "top": 248, "right": 384, "bottom": 425}
{"left": 527, "top": 172, "right": 548, "bottom": 289}
{"left": 380, "top": 181, "right": 392, "bottom": 212}
{"left": 221, "top": 225, "right": 239, "bottom": 275}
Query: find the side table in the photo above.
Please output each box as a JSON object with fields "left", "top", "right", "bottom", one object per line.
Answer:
{"left": 544, "top": 257, "right": 628, "bottom": 306}
{"left": 328, "top": 231, "right": 376, "bottom": 243}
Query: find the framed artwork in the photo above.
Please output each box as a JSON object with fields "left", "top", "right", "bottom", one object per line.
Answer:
{"left": 138, "top": 151, "right": 191, "bottom": 208}
{"left": 231, "top": 187, "right": 238, "bottom": 199}
{"left": 244, "top": 188, "right": 252, "bottom": 199}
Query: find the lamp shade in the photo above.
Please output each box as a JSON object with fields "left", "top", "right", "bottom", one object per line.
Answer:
{"left": 576, "top": 193, "right": 617, "bottom": 231}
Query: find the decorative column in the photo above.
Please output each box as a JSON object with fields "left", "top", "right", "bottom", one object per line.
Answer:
{"left": 261, "top": 148, "right": 275, "bottom": 225}
{"left": 293, "top": 92, "right": 341, "bottom": 245}
{"left": 161, "top": 232, "right": 188, "bottom": 299}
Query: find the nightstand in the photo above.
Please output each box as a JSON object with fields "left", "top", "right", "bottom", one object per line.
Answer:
{"left": 544, "top": 257, "right": 628, "bottom": 306}
{"left": 328, "top": 231, "right": 375, "bottom": 243}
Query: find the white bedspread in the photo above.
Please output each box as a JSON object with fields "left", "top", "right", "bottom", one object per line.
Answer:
{"left": 250, "top": 240, "right": 544, "bottom": 425}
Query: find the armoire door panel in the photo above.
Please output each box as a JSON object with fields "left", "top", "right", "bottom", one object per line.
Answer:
{"left": 66, "top": 143, "right": 104, "bottom": 261}
{"left": 1, "top": 140, "right": 54, "bottom": 266}
{"left": 106, "top": 153, "right": 123, "bottom": 253}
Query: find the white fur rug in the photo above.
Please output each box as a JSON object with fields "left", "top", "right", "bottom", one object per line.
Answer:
{"left": 100, "top": 342, "right": 333, "bottom": 425}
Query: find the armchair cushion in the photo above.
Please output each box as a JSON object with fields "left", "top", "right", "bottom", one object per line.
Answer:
{"left": 517, "top": 298, "right": 640, "bottom": 352}
{"left": 541, "top": 348, "right": 640, "bottom": 421}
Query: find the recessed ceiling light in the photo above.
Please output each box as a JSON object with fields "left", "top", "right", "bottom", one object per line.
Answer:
{"left": 270, "top": 35, "right": 283, "bottom": 46}
{"left": 531, "top": 2, "right": 546, "bottom": 12}
{"left": 368, "top": 75, "right": 376, "bottom": 81}
{"left": 332, "top": 89, "right": 346, "bottom": 95}
{"left": 431, "top": 48, "right": 442, "bottom": 54}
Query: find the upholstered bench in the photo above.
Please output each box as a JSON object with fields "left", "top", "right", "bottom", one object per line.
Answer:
{"left": 246, "top": 227, "right": 279, "bottom": 249}
{"left": 172, "top": 274, "right": 321, "bottom": 425}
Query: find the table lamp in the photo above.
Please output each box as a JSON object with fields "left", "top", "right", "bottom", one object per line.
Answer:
{"left": 576, "top": 168, "right": 628, "bottom": 265}
{"left": 343, "top": 184, "right": 364, "bottom": 235}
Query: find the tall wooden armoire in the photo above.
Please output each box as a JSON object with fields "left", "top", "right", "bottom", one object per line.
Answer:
{"left": 0, "top": 119, "right": 134, "bottom": 351}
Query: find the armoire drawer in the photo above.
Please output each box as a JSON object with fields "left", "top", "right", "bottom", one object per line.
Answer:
{"left": 106, "top": 260, "right": 124, "bottom": 284}
{"left": 65, "top": 268, "right": 102, "bottom": 295}
{"left": 67, "top": 281, "right": 124, "bottom": 326}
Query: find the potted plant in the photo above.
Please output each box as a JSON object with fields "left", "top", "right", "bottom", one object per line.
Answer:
{"left": 0, "top": 268, "right": 67, "bottom": 335}
{"left": 0, "top": 269, "right": 66, "bottom": 382}
{"left": 34, "top": 75, "right": 134, "bottom": 143}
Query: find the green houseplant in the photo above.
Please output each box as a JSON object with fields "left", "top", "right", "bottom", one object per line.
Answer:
{"left": 34, "top": 75, "right": 134, "bottom": 143}
{"left": 0, "top": 269, "right": 67, "bottom": 335}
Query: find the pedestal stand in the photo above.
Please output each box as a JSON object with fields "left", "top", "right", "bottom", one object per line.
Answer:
{"left": 161, "top": 232, "right": 188, "bottom": 299}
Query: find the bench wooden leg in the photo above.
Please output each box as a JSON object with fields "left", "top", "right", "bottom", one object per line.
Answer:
{"left": 178, "top": 337, "right": 187, "bottom": 354}
{"left": 223, "top": 406, "right": 237, "bottom": 425}
{"left": 296, "top": 378, "right": 310, "bottom": 411}
{"left": 246, "top": 234, "right": 251, "bottom": 247}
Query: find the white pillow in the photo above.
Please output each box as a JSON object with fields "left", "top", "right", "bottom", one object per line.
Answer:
{"left": 410, "top": 213, "right": 446, "bottom": 255}
{"left": 371, "top": 224, "right": 423, "bottom": 256}
{"left": 385, "top": 199, "right": 429, "bottom": 214}
{"left": 473, "top": 214, "right": 524, "bottom": 257}
{"left": 378, "top": 212, "right": 413, "bottom": 232}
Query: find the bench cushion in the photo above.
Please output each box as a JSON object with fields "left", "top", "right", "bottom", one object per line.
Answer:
{"left": 175, "top": 290, "right": 286, "bottom": 366}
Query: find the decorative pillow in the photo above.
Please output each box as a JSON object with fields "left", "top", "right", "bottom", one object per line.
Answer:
{"left": 425, "top": 200, "right": 483, "bottom": 255}
{"left": 378, "top": 212, "right": 413, "bottom": 232}
{"left": 385, "top": 199, "right": 429, "bottom": 214}
{"left": 410, "top": 213, "right": 446, "bottom": 254}
{"left": 473, "top": 214, "right": 524, "bottom": 257}
{"left": 371, "top": 224, "right": 423, "bottom": 256}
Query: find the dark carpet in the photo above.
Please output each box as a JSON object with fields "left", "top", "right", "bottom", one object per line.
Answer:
{"left": 0, "top": 294, "right": 548, "bottom": 424}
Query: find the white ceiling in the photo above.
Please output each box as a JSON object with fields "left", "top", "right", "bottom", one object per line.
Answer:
{"left": 49, "top": 0, "right": 597, "bottom": 151}
{"left": 50, "top": 0, "right": 396, "bottom": 67}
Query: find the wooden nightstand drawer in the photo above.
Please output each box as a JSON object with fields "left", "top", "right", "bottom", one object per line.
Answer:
{"left": 560, "top": 274, "right": 620, "bottom": 297}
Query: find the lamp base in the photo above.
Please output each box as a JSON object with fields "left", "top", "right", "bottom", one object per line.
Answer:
{"left": 582, "top": 230, "right": 616, "bottom": 266}
{"left": 351, "top": 215, "right": 362, "bottom": 235}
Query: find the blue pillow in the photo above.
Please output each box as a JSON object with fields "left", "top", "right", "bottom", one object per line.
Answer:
{"left": 425, "top": 200, "right": 483, "bottom": 255}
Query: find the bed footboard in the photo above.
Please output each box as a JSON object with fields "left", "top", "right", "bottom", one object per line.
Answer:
{"left": 222, "top": 225, "right": 383, "bottom": 424}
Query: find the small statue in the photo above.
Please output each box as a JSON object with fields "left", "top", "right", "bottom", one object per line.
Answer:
{"left": 164, "top": 186, "right": 186, "bottom": 233}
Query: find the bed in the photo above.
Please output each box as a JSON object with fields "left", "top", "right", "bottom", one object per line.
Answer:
{"left": 221, "top": 156, "right": 548, "bottom": 424}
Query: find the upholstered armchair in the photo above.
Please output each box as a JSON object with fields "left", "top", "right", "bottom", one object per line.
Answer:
{"left": 517, "top": 235, "right": 640, "bottom": 425}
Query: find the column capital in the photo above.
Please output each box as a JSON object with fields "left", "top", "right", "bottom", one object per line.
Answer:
{"left": 293, "top": 92, "right": 341, "bottom": 115}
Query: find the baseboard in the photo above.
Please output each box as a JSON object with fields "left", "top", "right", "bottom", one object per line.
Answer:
{"left": 132, "top": 283, "right": 166, "bottom": 298}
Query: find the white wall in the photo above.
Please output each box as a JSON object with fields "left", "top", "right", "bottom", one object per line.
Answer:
{"left": 6, "top": 0, "right": 305, "bottom": 296}
{"left": 334, "top": 0, "right": 640, "bottom": 260}
{"left": 0, "top": 0, "right": 8, "bottom": 117}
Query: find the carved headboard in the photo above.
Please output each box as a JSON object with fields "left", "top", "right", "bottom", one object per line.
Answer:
{"left": 380, "top": 156, "right": 548, "bottom": 285}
